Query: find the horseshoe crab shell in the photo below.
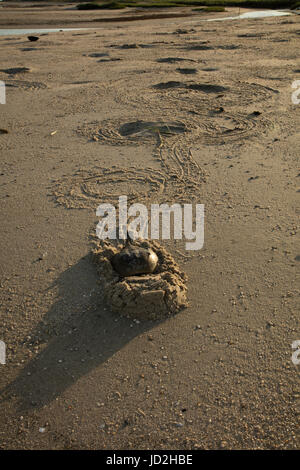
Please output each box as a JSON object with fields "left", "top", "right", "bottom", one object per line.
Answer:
{"left": 111, "top": 246, "right": 158, "bottom": 277}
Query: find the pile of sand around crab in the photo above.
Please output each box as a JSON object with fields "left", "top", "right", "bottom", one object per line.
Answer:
{"left": 93, "top": 239, "right": 188, "bottom": 321}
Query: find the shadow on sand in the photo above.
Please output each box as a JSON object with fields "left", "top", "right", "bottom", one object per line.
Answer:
{"left": 0, "top": 254, "right": 161, "bottom": 412}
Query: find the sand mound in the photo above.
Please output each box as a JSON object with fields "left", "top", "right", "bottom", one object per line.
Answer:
{"left": 93, "top": 239, "right": 188, "bottom": 321}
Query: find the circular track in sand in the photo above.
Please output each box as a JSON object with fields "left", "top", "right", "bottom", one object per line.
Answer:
{"left": 52, "top": 166, "right": 166, "bottom": 209}
{"left": 78, "top": 119, "right": 190, "bottom": 146}
{"left": 193, "top": 111, "right": 274, "bottom": 143}
{"left": 114, "top": 78, "right": 279, "bottom": 113}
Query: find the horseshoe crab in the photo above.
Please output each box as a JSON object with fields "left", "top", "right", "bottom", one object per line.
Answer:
{"left": 111, "top": 244, "right": 158, "bottom": 277}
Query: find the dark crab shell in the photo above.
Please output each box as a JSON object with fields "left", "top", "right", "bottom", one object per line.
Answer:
{"left": 111, "top": 246, "right": 158, "bottom": 277}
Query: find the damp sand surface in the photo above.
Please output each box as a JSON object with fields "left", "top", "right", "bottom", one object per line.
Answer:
{"left": 0, "top": 5, "right": 299, "bottom": 450}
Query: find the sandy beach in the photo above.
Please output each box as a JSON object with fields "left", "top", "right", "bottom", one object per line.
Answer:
{"left": 0, "top": 3, "right": 299, "bottom": 450}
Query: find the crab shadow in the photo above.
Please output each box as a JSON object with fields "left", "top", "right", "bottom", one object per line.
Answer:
{"left": 0, "top": 254, "right": 162, "bottom": 412}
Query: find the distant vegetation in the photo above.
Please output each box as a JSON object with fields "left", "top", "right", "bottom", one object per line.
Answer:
{"left": 77, "top": 1, "right": 126, "bottom": 7}
{"left": 193, "top": 5, "right": 226, "bottom": 10}
{"left": 75, "top": 0, "right": 300, "bottom": 10}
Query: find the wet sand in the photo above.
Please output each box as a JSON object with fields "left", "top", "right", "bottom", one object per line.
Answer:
{"left": 0, "top": 4, "right": 299, "bottom": 450}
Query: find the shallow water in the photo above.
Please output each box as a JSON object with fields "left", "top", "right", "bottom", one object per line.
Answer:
{"left": 206, "top": 10, "right": 291, "bottom": 22}
{"left": 0, "top": 28, "right": 89, "bottom": 36}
